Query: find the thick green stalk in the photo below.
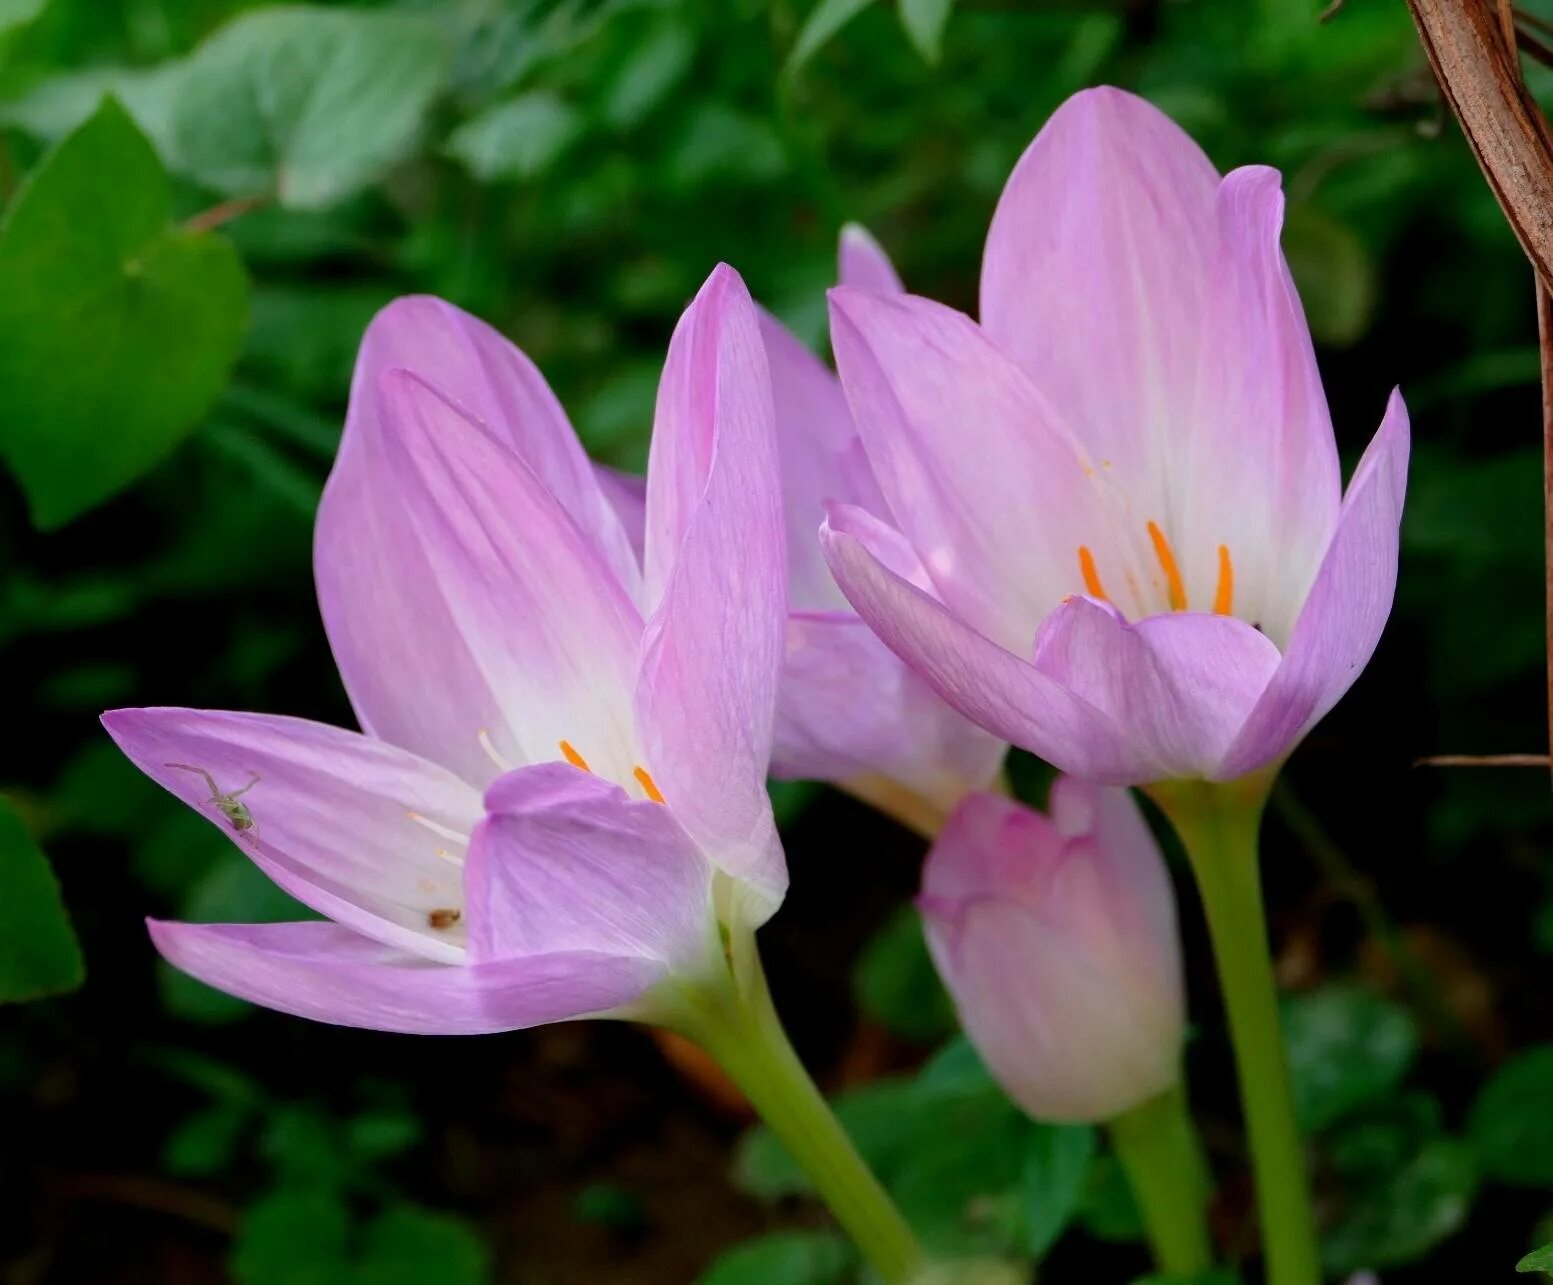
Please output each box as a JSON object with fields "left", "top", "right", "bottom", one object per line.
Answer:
{"left": 679, "top": 945, "right": 921, "bottom": 1283}
{"left": 1109, "top": 1083, "right": 1215, "bottom": 1276}
{"left": 1151, "top": 775, "right": 1319, "bottom": 1285}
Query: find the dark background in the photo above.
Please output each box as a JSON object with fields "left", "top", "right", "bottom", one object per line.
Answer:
{"left": 4, "top": 0, "right": 1553, "bottom": 1281}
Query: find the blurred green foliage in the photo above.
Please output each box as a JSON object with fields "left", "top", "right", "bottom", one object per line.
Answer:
{"left": 3, "top": 0, "right": 1553, "bottom": 1280}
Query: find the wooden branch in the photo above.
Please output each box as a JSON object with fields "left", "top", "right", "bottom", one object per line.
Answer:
{"left": 1405, "top": 0, "right": 1553, "bottom": 282}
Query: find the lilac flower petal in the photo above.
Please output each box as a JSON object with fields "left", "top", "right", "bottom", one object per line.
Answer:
{"left": 148, "top": 919, "right": 657, "bottom": 1035}
{"left": 828, "top": 286, "right": 1116, "bottom": 650}
{"left": 102, "top": 708, "right": 481, "bottom": 963}
{"left": 979, "top": 86, "right": 1219, "bottom": 506}
{"left": 920, "top": 789, "right": 1183, "bottom": 1122}
{"left": 1216, "top": 389, "right": 1410, "bottom": 779}
{"left": 838, "top": 223, "right": 905, "bottom": 295}
{"left": 594, "top": 465, "right": 647, "bottom": 564}
{"left": 465, "top": 762, "right": 713, "bottom": 968}
{"left": 820, "top": 504, "right": 1140, "bottom": 781}
{"left": 1029, "top": 598, "right": 1282, "bottom": 782}
{"left": 345, "top": 296, "right": 640, "bottom": 592}
{"left": 1177, "top": 168, "right": 1342, "bottom": 642}
{"left": 378, "top": 369, "right": 644, "bottom": 786}
{"left": 759, "top": 310, "right": 888, "bottom": 611}
{"left": 316, "top": 300, "right": 641, "bottom": 783}
{"left": 636, "top": 266, "right": 788, "bottom": 915}
{"left": 773, "top": 611, "right": 1006, "bottom": 808}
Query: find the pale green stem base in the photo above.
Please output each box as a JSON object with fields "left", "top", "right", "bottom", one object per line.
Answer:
{"left": 1151, "top": 775, "right": 1320, "bottom": 1285}
{"left": 670, "top": 942, "right": 921, "bottom": 1283}
{"left": 1109, "top": 1083, "right": 1215, "bottom": 1276}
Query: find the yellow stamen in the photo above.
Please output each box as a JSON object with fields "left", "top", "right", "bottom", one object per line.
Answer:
{"left": 559, "top": 740, "right": 592, "bottom": 772}
{"left": 1077, "top": 545, "right": 1108, "bottom": 602}
{"left": 634, "top": 766, "right": 666, "bottom": 804}
{"left": 1213, "top": 544, "right": 1234, "bottom": 616}
{"left": 1146, "top": 521, "right": 1188, "bottom": 612}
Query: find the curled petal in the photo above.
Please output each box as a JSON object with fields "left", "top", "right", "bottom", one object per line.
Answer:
{"left": 467, "top": 762, "right": 713, "bottom": 969}
{"left": 102, "top": 708, "right": 482, "bottom": 962}
{"left": 1030, "top": 598, "right": 1282, "bottom": 783}
{"left": 636, "top": 265, "right": 788, "bottom": 917}
{"left": 148, "top": 919, "right": 657, "bottom": 1035}
{"left": 820, "top": 504, "right": 1137, "bottom": 781}
{"left": 1217, "top": 389, "right": 1410, "bottom": 779}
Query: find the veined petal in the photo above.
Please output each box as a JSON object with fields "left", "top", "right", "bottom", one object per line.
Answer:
{"left": 838, "top": 223, "right": 905, "bottom": 295}
{"left": 348, "top": 296, "right": 640, "bottom": 593}
{"left": 759, "top": 309, "right": 887, "bottom": 610}
{"left": 148, "top": 919, "right": 656, "bottom": 1035}
{"left": 820, "top": 504, "right": 1137, "bottom": 781}
{"left": 1217, "top": 390, "right": 1410, "bottom": 780}
{"left": 980, "top": 86, "right": 1220, "bottom": 507}
{"left": 102, "top": 708, "right": 481, "bottom": 963}
{"left": 594, "top": 465, "right": 647, "bottom": 564}
{"left": 1174, "top": 167, "right": 1342, "bottom": 643}
{"left": 773, "top": 611, "right": 1006, "bottom": 809}
{"left": 828, "top": 287, "right": 1118, "bottom": 649}
{"left": 378, "top": 369, "right": 644, "bottom": 786}
{"left": 466, "top": 763, "right": 714, "bottom": 969}
{"left": 316, "top": 300, "right": 640, "bottom": 784}
{"left": 636, "top": 266, "right": 788, "bottom": 916}
{"left": 1030, "top": 598, "right": 1282, "bottom": 782}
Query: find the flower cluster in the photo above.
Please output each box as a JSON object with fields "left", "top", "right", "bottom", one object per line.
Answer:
{"left": 103, "top": 86, "right": 1407, "bottom": 1283}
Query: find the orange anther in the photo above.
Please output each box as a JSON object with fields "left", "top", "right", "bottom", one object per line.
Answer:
{"left": 559, "top": 740, "right": 592, "bottom": 772}
{"left": 1213, "top": 545, "right": 1234, "bottom": 616}
{"left": 634, "top": 766, "right": 666, "bottom": 804}
{"left": 1077, "top": 546, "right": 1108, "bottom": 602}
{"left": 1146, "top": 521, "right": 1188, "bottom": 612}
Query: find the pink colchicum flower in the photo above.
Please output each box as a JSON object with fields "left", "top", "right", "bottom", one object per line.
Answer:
{"left": 102, "top": 265, "right": 789, "bottom": 1035}
{"left": 919, "top": 779, "right": 1185, "bottom": 1122}
{"left": 820, "top": 88, "right": 1410, "bottom": 786}
{"left": 762, "top": 225, "right": 1006, "bottom": 825}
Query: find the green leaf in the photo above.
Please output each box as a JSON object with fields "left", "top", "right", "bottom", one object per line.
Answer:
{"left": 445, "top": 93, "right": 585, "bottom": 182}
{"left": 1471, "top": 1045, "right": 1553, "bottom": 1186}
{"left": 697, "top": 1229, "right": 854, "bottom": 1285}
{"left": 0, "top": 98, "right": 248, "bottom": 528}
{"left": 786, "top": 0, "right": 878, "bottom": 79}
{"left": 1282, "top": 986, "right": 1417, "bottom": 1132}
{"left": 899, "top": 0, "right": 954, "bottom": 64}
{"left": 1322, "top": 1136, "right": 1477, "bottom": 1273}
{"left": 1520, "top": 1243, "right": 1553, "bottom": 1274}
{"left": 852, "top": 903, "right": 958, "bottom": 1043}
{"left": 1076, "top": 1151, "right": 1143, "bottom": 1243}
{"left": 0, "top": 794, "right": 84, "bottom": 1001}
{"left": 356, "top": 1205, "right": 489, "bottom": 1285}
{"left": 1019, "top": 1123, "right": 1096, "bottom": 1258}
{"left": 162, "top": 1102, "right": 250, "bottom": 1177}
{"left": 231, "top": 1189, "right": 351, "bottom": 1285}
{"left": 168, "top": 7, "right": 449, "bottom": 208}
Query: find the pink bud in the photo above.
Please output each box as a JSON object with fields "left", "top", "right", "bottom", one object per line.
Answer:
{"left": 919, "top": 778, "right": 1185, "bottom": 1122}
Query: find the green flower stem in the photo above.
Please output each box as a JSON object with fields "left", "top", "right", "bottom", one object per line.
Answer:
{"left": 1151, "top": 774, "right": 1319, "bottom": 1285}
{"left": 681, "top": 943, "right": 922, "bottom": 1283}
{"left": 1109, "top": 1082, "right": 1215, "bottom": 1276}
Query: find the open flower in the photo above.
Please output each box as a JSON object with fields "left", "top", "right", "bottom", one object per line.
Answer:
{"left": 765, "top": 226, "right": 1006, "bottom": 827}
{"left": 103, "top": 264, "right": 788, "bottom": 1034}
{"left": 820, "top": 88, "right": 1409, "bottom": 785}
{"left": 919, "top": 780, "right": 1184, "bottom": 1121}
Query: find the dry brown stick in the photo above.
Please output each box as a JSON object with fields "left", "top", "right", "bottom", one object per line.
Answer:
{"left": 1407, "top": 0, "right": 1553, "bottom": 785}
{"left": 1415, "top": 753, "right": 1551, "bottom": 767}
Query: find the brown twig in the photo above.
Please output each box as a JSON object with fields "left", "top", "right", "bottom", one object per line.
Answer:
{"left": 1406, "top": 0, "right": 1553, "bottom": 787}
{"left": 183, "top": 193, "right": 269, "bottom": 234}
{"left": 1414, "top": 753, "right": 1552, "bottom": 767}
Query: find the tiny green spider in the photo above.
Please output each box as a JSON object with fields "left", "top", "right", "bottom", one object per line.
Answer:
{"left": 166, "top": 763, "right": 261, "bottom": 844}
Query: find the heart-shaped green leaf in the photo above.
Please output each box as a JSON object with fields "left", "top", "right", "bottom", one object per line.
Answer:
{"left": 0, "top": 98, "right": 248, "bottom": 528}
{"left": 0, "top": 794, "right": 84, "bottom": 1002}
